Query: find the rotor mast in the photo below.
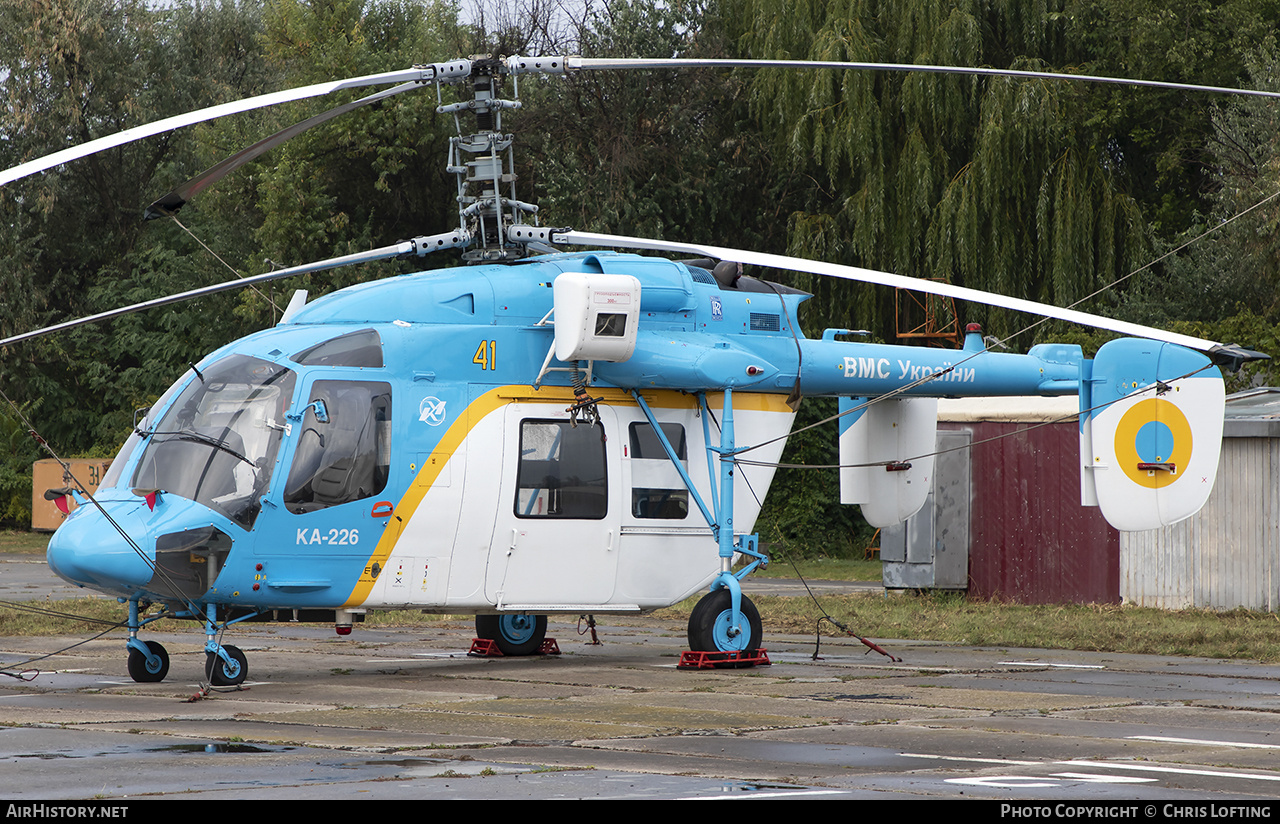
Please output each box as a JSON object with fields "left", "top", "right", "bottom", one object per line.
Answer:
{"left": 440, "top": 57, "right": 539, "bottom": 262}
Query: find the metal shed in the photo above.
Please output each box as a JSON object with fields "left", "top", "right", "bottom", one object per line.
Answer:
{"left": 882, "top": 396, "right": 1120, "bottom": 603}
{"left": 1121, "top": 388, "right": 1280, "bottom": 612}
{"left": 882, "top": 390, "right": 1280, "bottom": 611}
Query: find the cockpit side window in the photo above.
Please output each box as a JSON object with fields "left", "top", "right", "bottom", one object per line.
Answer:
{"left": 283, "top": 380, "right": 392, "bottom": 513}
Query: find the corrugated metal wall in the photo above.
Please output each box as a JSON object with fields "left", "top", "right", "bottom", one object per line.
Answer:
{"left": 1121, "top": 436, "right": 1280, "bottom": 611}
{"left": 941, "top": 420, "right": 1120, "bottom": 604}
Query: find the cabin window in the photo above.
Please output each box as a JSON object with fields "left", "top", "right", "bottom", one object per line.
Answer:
{"left": 291, "top": 329, "right": 383, "bottom": 368}
{"left": 515, "top": 420, "right": 607, "bottom": 519}
{"left": 283, "top": 381, "right": 392, "bottom": 513}
{"left": 628, "top": 422, "right": 689, "bottom": 520}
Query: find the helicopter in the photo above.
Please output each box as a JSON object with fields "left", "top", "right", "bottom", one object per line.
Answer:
{"left": 1, "top": 53, "right": 1270, "bottom": 685}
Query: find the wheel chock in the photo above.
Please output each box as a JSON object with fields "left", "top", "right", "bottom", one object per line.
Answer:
{"left": 467, "top": 637, "right": 562, "bottom": 657}
{"left": 468, "top": 638, "right": 502, "bottom": 656}
{"left": 677, "top": 649, "right": 771, "bottom": 669}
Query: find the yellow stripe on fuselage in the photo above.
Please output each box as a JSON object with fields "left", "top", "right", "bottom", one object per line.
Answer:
{"left": 342, "top": 385, "right": 791, "bottom": 606}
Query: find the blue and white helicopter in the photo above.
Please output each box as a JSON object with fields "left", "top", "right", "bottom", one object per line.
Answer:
{"left": 1, "top": 55, "right": 1269, "bottom": 685}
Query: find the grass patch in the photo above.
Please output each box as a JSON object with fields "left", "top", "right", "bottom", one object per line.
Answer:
{"left": 360, "top": 611, "right": 472, "bottom": 627}
{"left": 7, "top": 595, "right": 1280, "bottom": 662}
{"left": 0, "top": 598, "right": 126, "bottom": 635}
{"left": 0, "top": 600, "right": 478, "bottom": 637}
{"left": 654, "top": 591, "right": 1280, "bottom": 663}
{"left": 0, "top": 530, "right": 49, "bottom": 556}
{"left": 756, "top": 556, "right": 882, "bottom": 582}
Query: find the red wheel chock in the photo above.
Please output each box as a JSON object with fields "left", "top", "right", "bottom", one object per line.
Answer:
{"left": 468, "top": 638, "right": 561, "bottom": 657}
{"left": 677, "top": 648, "right": 771, "bottom": 669}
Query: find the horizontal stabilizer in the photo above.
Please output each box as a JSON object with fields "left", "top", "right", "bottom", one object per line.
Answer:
{"left": 839, "top": 396, "right": 938, "bottom": 528}
{"left": 1081, "top": 339, "right": 1225, "bottom": 531}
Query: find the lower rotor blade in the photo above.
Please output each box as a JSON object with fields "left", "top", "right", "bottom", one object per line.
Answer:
{"left": 552, "top": 230, "right": 1220, "bottom": 352}
{"left": 146, "top": 81, "right": 425, "bottom": 219}
{"left": 0, "top": 229, "right": 470, "bottom": 349}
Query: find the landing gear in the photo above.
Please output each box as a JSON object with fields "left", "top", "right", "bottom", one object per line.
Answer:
{"left": 687, "top": 589, "right": 762, "bottom": 655}
{"left": 125, "top": 599, "right": 172, "bottom": 683}
{"left": 126, "top": 640, "right": 170, "bottom": 683}
{"left": 475, "top": 613, "right": 547, "bottom": 656}
{"left": 123, "top": 600, "right": 254, "bottom": 685}
{"left": 205, "top": 644, "right": 248, "bottom": 687}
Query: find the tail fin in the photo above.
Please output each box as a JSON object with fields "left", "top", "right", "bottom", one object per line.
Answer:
{"left": 839, "top": 396, "right": 938, "bottom": 528}
{"left": 1081, "top": 339, "right": 1225, "bottom": 531}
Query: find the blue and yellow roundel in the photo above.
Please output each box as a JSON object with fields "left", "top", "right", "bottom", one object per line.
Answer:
{"left": 1114, "top": 398, "right": 1192, "bottom": 489}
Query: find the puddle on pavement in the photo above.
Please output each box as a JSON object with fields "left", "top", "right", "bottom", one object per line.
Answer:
{"left": 148, "top": 743, "right": 289, "bottom": 754}
{"left": 722, "top": 781, "right": 811, "bottom": 792}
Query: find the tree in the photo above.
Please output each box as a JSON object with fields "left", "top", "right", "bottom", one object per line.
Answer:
{"left": 1119, "top": 45, "right": 1280, "bottom": 391}
{"left": 0, "top": 0, "right": 275, "bottom": 450}
{"left": 521, "top": 0, "right": 791, "bottom": 251}
{"left": 0, "top": 1, "right": 468, "bottom": 453}
{"left": 248, "top": 0, "right": 462, "bottom": 273}
{"left": 719, "top": 0, "right": 1278, "bottom": 346}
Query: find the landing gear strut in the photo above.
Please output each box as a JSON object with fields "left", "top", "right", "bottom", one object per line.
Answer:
{"left": 125, "top": 598, "right": 170, "bottom": 683}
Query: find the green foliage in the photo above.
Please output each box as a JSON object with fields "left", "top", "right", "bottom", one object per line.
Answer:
{"left": 1064, "top": 0, "right": 1280, "bottom": 234}
{"left": 251, "top": 0, "right": 461, "bottom": 271}
{"left": 0, "top": 0, "right": 276, "bottom": 452}
{"left": 719, "top": 0, "right": 1280, "bottom": 344}
{"left": 752, "top": 398, "right": 875, "bottom": 559}
{"left": 1116, "top": 44, "right": 1280, "bottom": 334}
{"left": 528, "top": 0, "right": 789, "bottom": 251}
{"left": 0, "top": 0, "right": 464, "bottom": 456}
{"left": 720, "top": 0, "right": 1145, "bottom": 340}
{"left": 1170, "top": 308, "right": 1280, "bottom": 393}
{"left": 0, "top": 406, "right": 42, "bottom": 528}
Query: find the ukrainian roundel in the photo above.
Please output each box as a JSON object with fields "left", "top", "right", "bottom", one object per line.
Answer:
{"left": 1114, "top": 398, "right": 1194, "bottom": 489}
{"left": 1083, "top": 340, "right": 1225, "bottom": 531}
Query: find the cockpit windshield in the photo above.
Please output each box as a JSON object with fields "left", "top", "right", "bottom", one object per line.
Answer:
{"left": 131, "top": 355, "right": 296, "bottom": 529}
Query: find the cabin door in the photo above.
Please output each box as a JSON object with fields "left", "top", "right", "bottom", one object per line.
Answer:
{"left": 485, "top": 404, "right": 620, "bottom": 607}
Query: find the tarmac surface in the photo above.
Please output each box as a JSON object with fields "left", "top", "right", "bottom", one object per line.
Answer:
{"left": 3, "top": 553, "right": 1280, "bottom": 801}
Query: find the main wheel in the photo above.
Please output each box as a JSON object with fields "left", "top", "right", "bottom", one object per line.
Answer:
{"left": 127, "top": 640, "right": 170, "bottom": 683}
{"left": 475, "top": 614, "right": 547, "bottom": 656}
{"left": 687, "top": 590, "right": 762, "bottom": 656}
{"left": 205, "top": 644, "right": 248, "bottom": 687}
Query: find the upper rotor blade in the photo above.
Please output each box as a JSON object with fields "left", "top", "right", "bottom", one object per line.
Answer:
{"left": 146, "top": 80, "right": 425, "bottom": 219}
{"left": 553, "top": 230, "right": 1221, "bottom": 352}
{"left": 556, "top": 57, "right": 1280, "bottom": 102}
{"left": 0, "top": 63, "right": 468, "bottom": 188}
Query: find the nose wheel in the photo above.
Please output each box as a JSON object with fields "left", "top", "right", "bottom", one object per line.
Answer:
{"left": 126, "top": 640, "right": 170, "bottom": 683}
{"left": 205, "top": 644, "right": 248, "bottom": 687}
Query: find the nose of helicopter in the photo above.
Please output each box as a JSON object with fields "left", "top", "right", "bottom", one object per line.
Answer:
{"left": 46, "top": 504, "right": 157, "bottom": 597}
